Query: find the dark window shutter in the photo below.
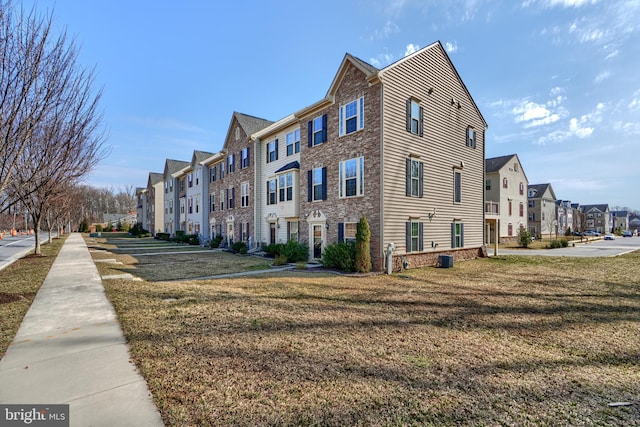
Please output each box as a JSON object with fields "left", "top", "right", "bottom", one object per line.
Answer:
{"left": 406, "top": 99, "right": 411, "bottom": 132}
{"left": 419, "top": 106, "right": 424, "bottom": 137}
{"left": 321, "top": 167, "right": 327, "bottom": 200}
{"left": 247, "top": 222, "right": 250, "bottom": 241}
{"left": 307, "top": 170, "right": 312, "bottom": 202}
{"left": 308, "top": 121, "right": 313, "bottom": 147}
{"left": 419, "top": 161, "right": 424, "bottom": 198}
{"left": 238, "top": 151, "right": 242, "bottom": 169}
{"left": 246, "top": 146, "right": 250, "bottom": 166}
{"left": 418, "top": 222, "right": 424, "bottom": 251}
{"left": 338, "top": 223, "right": 344, "bottom": 243}
{"left": 460, "top": 223, "right": 464, "bottom": 247}
{"left": 321, "top": 114, "right": 327, "bottom": 143}
{"left": 232, "top": 187, "right": 235, "bottom": 208}
{"left": 406, "top": 158, "right": 411, "bottom": 196}
{"left": 406, "top": 222, "right": 411, "bottom": 252}
{"left": 275, "top": 139, "right": 279, "bottom": 160}
{"left": 451, "top": 223, "right": 456, "bottom": 248}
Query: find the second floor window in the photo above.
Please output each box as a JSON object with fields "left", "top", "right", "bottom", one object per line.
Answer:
{"left": 188, "top": 174, "right": 193, "bottom": 188}
{"left": 406, "top": 158, "right": 423, "bottom": 198}
{"left": 454, "top": 171, "right": 462, "bottom": 203}
{"left": 308, "top": 167, "right": 327, "bottom": 201}
{"left": 210, "top": 166, "right": 216, "bottom": 183}
{"left": 339, "top": 97, "right": 364, "bottom": 136}
{"left": 228, "top": 154, "right": 235, "bottom": 173}
{"left": 339, "top": 157, "right": 364, "bottom": 198}
{"left": 286, "top": 129, "right": 300, "bottom": 156}
{"left": 279, "top": 173, "right": 293, "bottom": 202}
{"left": 241, "top": 182, "right": 250, "bottom": 207}
{"left": 503, "top": 177, "right": 508, "bottom": 188}
{"left": 209, "top": 193, "right": 215, "bottom": 212}
{"left": 267, "top": 179, "right": 277, "bottom": 205}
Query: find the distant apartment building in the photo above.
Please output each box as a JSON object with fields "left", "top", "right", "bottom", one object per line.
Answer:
{"left": 484, "top": 154, "right": 528, "bottom": 243}
{"left": 527, "top": 183, "right": 557, "bottom": 238}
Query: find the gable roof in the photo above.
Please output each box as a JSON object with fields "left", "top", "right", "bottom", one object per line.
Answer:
{"left": 485, "top": 154, "right": 516, "bottom": 173}
{"left": 380, "top": 41, "right": 488, "bottom": 129}
{"left": 528, "top": 183, "right": 556, "bottom": 200}
{"left": 580, "top": 204, "right": 609, "bottom": 213}
{"left": 163, "top": 159, "right": 189, "bottom": 178}
{"left": 147, "top": 172, "right": 163, "bottom": 186}
{"left": 222, "top": 111, "right": 274, "bottom": 150}
{"left": 191, "top": 150, "right": 214, "bottom": 167}
{"left": 274, "top": 161, "right": 300, "bottom": 174}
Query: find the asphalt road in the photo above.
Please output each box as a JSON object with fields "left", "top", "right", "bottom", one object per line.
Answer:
{"left": 0, "top": 233, "right": 54, "bottom": 271}
{"left": 489, "top": 235, "right": 640, "bottom": 257}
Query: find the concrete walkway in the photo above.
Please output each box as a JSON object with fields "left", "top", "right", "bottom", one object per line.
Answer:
{"left": 0, "top": 233, "right": 163, "bottom": 426}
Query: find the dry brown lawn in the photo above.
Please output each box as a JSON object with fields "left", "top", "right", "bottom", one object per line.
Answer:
{"left": 99, "top": 249, "right": 640, "bottom": 426}
{"left": 0, "top": 235, "right": 67, "bottom": 357}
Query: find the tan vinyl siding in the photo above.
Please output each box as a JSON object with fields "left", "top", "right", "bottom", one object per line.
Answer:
{"left": 381, "top": 43, "right": 485, "bottom": 253}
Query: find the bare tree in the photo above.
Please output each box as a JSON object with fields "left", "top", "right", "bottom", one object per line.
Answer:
{"left": 0, "top": 1, "right": 79, "bottom": 203}
{"left": 5, "top": 1, "right": 108, "bottom": 254}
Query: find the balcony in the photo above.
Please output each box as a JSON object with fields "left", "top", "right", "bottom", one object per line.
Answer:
{"left": 485, "top": 201, "right": 499, "bottom": 216}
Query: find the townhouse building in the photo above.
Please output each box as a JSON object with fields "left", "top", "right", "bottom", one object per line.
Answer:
{"left": 484, "top": 154, "right": 528, "bottom": 243}
{"left": 146, "top": 172, "right": 163, "bottom": 235}
{"left": 185, "top": 150, "right": 213, "bottom": 237}
{"left": 610, "top": 210, "right": 629, "bottom": 232}
{"left": 580, "top": 204, "right": 610, "bottom": 234}
{"left": 162, "top": 159, "right": 189, "bottom": 236}
{"left": 571, "top": 203, "right": 585, "bottom": 233}
{"left": 205, "top": 112, "right": 273, "bottom": 246}
{"left": 252, "top": 41, "right": 487, "bottom": 271}
{"left": 527, "top": 183, "right": 557, "bottom": 238}
{"left": 253, "top": 114, "right": 301, "bottom": 246}
{"left": 556, "top": 200, "right": 574, "bottom": 235}
{"left": 135, "top": 187, "right": 148, "bottom": 230}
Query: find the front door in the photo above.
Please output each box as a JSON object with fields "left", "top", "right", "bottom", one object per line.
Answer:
{"left": 313, "top": 224, "right": 323, "bottom": 259}
{"left": 227, "top": 222, "right": 234, "bottom": 246}
{"left": 269, "top": 223, "right": 276, "bottom": 245}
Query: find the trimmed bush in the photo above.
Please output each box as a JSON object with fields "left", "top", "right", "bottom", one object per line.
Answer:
{"left": 155, "top": 232, "right": 170, "bottom": 241}
{"left": 322, "top": 242, "right": 356, "bottom": 272}
{"left": 210, "top": 235, "right": 223, "bottom": 248}
{"left": 273, "top": 254, "right": 288, "bottom": 266}
{"left": 187, "top": 234, "right": 200, "bottom": 245}
{"left": 279, "top": 240, "right": 309, "bottom": 263}
{"left": 518, "top": 228, "right": 533, "bottom": 248}
{"left": 232, "top": 241, "right": 248, "bottom": 254}
{"left": 355, "top": 216, "right": 371, "bottom": 273}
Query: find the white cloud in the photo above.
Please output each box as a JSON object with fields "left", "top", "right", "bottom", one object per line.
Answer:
{"left": 550, "top": 86, "right": 564, "bottom": 96}
{"left": 535, "top": 103, "right": 603, "bottom": 144}
{"left": 594, "top": 71, "right": 610, "bottom": 83}
{"left": 445, "top": 41, "right": 458, "bottom": 53}
{"left": 372, "top": 20, "right": 399, "bottom": 40}
{"left": 604, "top": 49, "right": 619, "bottom": 60}
{"left": 404, "top": 43, "right": 420, "bottom": 56}
{"left": 522, "top": 0, "right": 598, "bottom": 8}
{"left": 369, "top": 52, "right": 395, "bottom": 68}
{"left": 569, "top": 117, "right": 594, "bottom": 138}
{"left": 513, "top": 100, "right": 562, "bottom": 128}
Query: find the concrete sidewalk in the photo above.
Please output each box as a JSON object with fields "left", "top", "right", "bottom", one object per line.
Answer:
{"left": 0, "top": 233, "right": 163, "bottom": 426}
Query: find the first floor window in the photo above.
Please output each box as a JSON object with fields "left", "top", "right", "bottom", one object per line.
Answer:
{"left": 267, "top": 179, "right": 277, "bottom": 205}
{"left": 339, "top": 157, "right": 364, "bottom": 198}
{"left": 485, "top": 179, "right": 491, "bottom": 191}
{"left": 451, "top": 222, "right": 464, "bottom": 248}
{"left": 519, "top": 202, "right": 524, "bottom": 217}
{"left": 338, "top": 222, "right": 357, "bottom": 243}
{"left": 406, "top": 221, "right": 423, "bottom": 252}
{"left": 287, "top": 221, "right": 298, "bottom": 242}
{"left": 241, "top": 222, "right": 249, "bottom": 242}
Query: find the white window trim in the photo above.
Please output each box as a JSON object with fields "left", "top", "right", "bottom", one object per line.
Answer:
{"left": 339, "top": 97, "right": 364, "bottom": 137}
{"left": 339, "top": 157, "right": 364, "bottom": 198}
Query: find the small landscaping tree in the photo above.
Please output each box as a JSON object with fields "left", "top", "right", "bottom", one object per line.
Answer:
{"left": 355, "top": 215, "right": 371, "bottom": 273}
{"left": 518, "top": 227, "right": 533, "bottom": 248}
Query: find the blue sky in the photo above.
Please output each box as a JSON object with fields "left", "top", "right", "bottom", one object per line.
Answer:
{"left": 28, "top": 0, "right": 640, "bottom": 209}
